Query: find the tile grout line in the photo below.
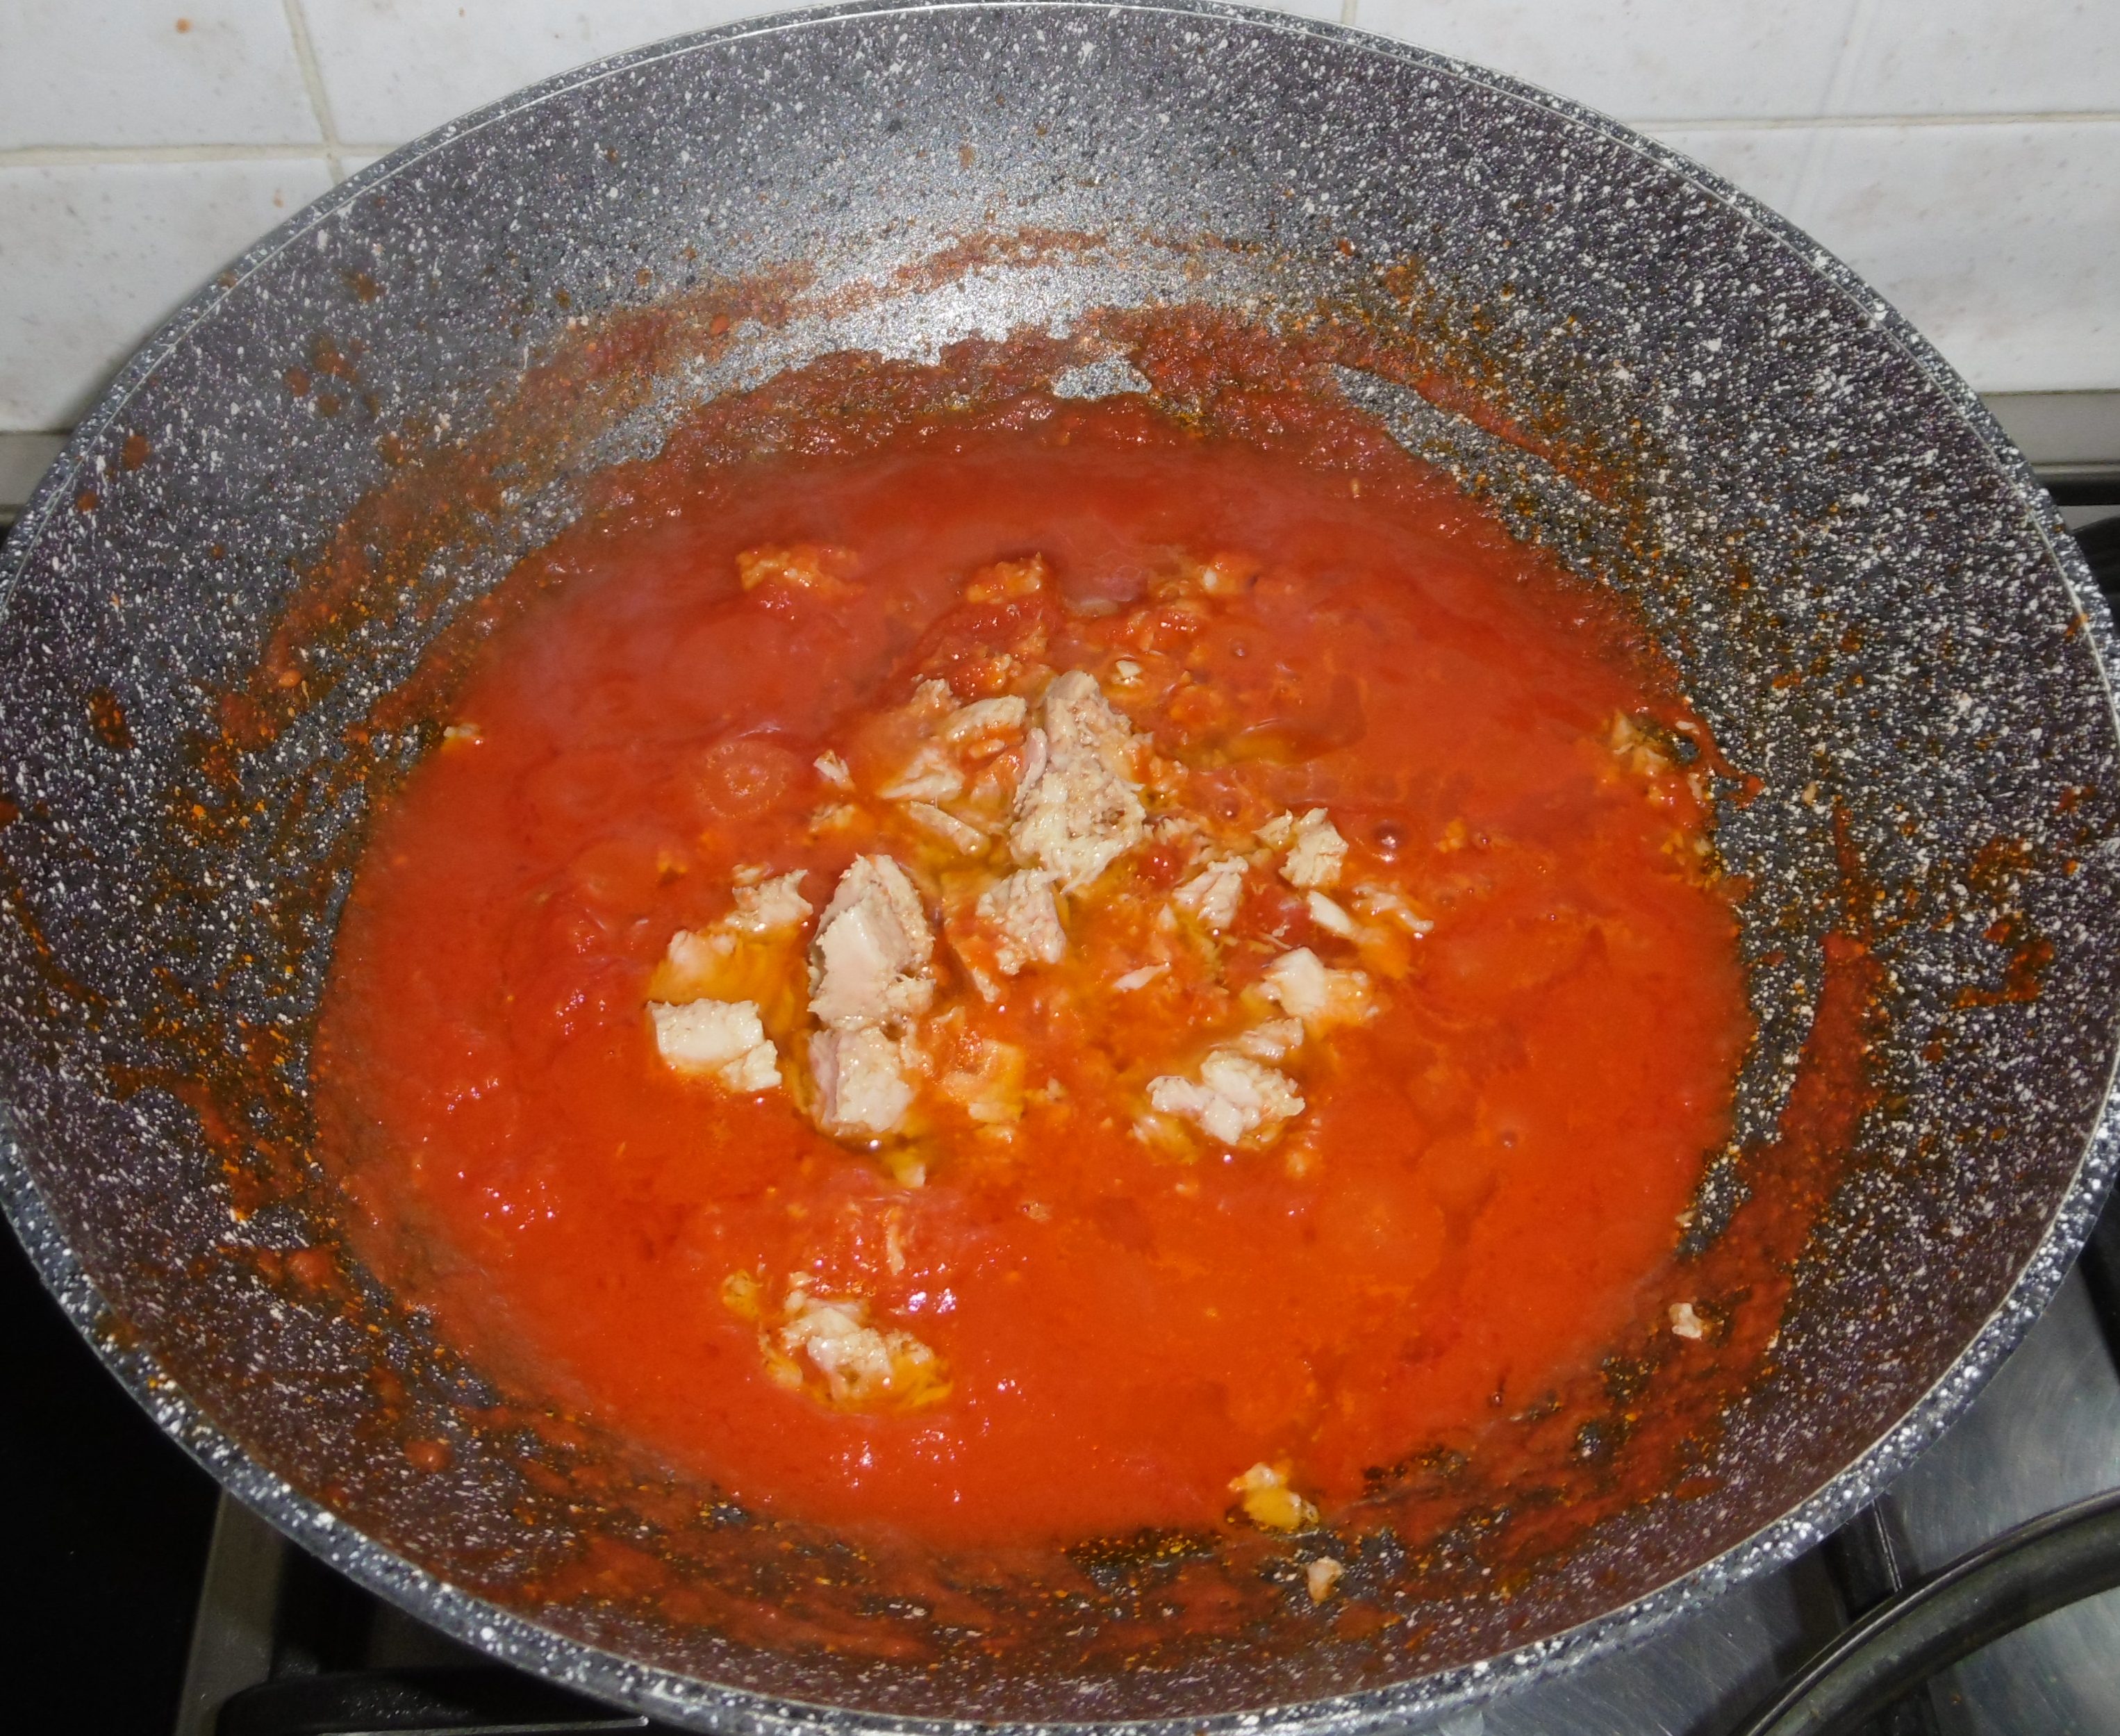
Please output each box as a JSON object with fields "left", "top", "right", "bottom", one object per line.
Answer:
{"left": 1787, "top": 0, "right": 1884, "bottom": 229}
{"left": 280, "top": 0, "right": 345, "bottom": 183}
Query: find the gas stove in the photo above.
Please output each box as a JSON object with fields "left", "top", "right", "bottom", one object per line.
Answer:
{"left": 3, "top": 455, "right": 2118, "bottom": 1736}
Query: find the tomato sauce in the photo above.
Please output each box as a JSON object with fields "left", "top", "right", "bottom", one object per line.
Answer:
{"left": 314, "top": 395, "right": 1750, "bottom": 1553}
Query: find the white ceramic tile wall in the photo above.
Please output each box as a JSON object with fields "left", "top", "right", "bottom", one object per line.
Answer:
{"left": 1353, "top": 0, "right": 1862, "bottom": 122}
{"left": 298, "top": 0, "right": 770, "bottom": 145}
{"left": 0, "top": 0, "right": 322, "bottom": 149}
{"left": 1796, "top": 119, "right": 2120, "bottom": 392}
{"left": 2, "top": 0, "right": 2117, "bottom": 461}
{"left": 0, "top": 158, "right": 334, "bottom": 429}
{"left": 1840, "top": 0, "right": 2120, "bottom": 117}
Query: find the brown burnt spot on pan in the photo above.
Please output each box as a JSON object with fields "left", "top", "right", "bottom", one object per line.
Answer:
{"left": 121, "top": 431, "right": 151, "bottom": 470}
{"left": 1952, "top": 834, "right": 2052, "bottom": 1007}
{"left": 0, "top": 797, "right": 106, "bottom": 1020}
{"left": 311, "top": 333, "right": 360, "bottom": 382}
{"left": 1966, "top": 834, "right": 2035, "bottom": 893}
{"left": 304, "top": 336, "right": 358, "bottom": 418}
{"left": 404, "top": 1437, "right": 453, "bottom": 1473}
{"left": 878, "top": 226, "right": 1107, "bottom": 301}
{"left": 1962, "top": 911, "right": 2053, "bottom": 1007}
{"left": 345, "top": 270, "right": 383, "bottom": 304}
{"left": 106, "top": 1005, "right": 308, "bottom": 1219}
{"left": 85, "top": 687, "right": 133, "bottom": 752}
{"left": 284, "top": 1245, "right": 337, "bottom": 1290}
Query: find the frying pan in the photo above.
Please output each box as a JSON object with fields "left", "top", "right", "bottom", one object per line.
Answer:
{"left": 3, "top": 2, "right": 2117, "bottom": 1729}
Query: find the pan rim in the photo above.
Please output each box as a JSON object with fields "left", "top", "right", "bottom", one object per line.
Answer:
{"left": 3, "top": 1, "right": 2117, "bottom": 1730}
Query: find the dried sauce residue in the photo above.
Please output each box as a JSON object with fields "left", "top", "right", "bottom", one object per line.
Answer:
{"left": 1956, "top": 835, "right": 2053, "bottom": 1007}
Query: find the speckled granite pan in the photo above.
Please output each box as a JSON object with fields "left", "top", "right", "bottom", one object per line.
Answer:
{"left": 2, "top": 2, "right": 2117, "bottom": 1730}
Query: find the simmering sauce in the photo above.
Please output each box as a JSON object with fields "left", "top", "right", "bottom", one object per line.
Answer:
{"left": 315, "top": 395, "right": 1749, "bottom": 1551}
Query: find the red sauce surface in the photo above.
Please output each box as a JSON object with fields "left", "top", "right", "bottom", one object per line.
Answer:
{"left": 315, "top": 399, "right": 1749, "bottom": 1551}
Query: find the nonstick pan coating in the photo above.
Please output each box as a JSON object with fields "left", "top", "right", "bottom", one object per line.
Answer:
{"left": 1, "top": 3, "right": 2117, "bottom": 1730}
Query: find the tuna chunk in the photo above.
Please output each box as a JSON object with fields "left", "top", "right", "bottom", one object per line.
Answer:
{"left": 1113, "top": 962, "right": 1169, "bottom": 993}
{"left": 1259, "top": 947, "right": 1374, "bottom": 1030}
{"left": 772, "top": 1275, "right": 949, "bottom": 1410}
{"left": 1018, "top": 724, "right": 1049, "bottom": 793}
{"left": 937, "top": 1034, "right": 1028, "bottom": 1125}
{"left": 1148, "top": 1048, "right": 1304, "bottom": 1146}
{"left": 1229, "top": 1461, "right": 1318, "bottom": 1532}
{"left": 941, "top": 695, "right": 1028, "bottom": 748}
{"left": 648, "top": 998, "right": 781, "bottom": 1092}
{"left": 875, "top": 681, "right": 975, "bottom": 801}
{"left": 1305, "top": 891, "right": 1357, "bottom": 937}
{"left": 809, "top": 1025, "right": 920, "bottom": 1138}
{"left": 905, "top": 802, "right": 986, "bottom": 854}
{"left": 977, "top": 869, "right": 1066, "bottom": 976}
{"left": 1352, "top": 882, "right": 1434, "bottom": 936}
{"left": 1173, "top": 854, "right": 1248, "bottom": 929}
{"left": 661, "top": 925, "right": 735, "bottom": 986}
{"left": 879, "top": 747, "right": 963, "bottom": 804}
{"left": 1266, "top": 808, "right": 1347, "bottom": 889}
{"left": 809, "top": 855, "right": 935, "bottom": 1030}
{"left": 725, "top": 868, "right": 812, "bottom": 935}
{"left": 1232, "top": 1018, "right": 1305, "bottom": 1063}
{"left": 1008, "top": 670, "right": 1145, "bottom": 891}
